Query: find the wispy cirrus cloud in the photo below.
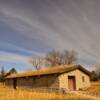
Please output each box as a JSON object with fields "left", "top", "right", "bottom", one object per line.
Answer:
{"left": 0, "top": 51, "right": 29, "bottom": 63}
{"left": 0, "top": 0, "right": 100, "bottom": 70}
{"left": 0, "top": 40, "right": 45, "bottom": 56}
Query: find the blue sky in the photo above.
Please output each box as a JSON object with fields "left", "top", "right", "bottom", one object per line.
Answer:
{"left": 0, "top": 0, "right": 100, "bottom": 72}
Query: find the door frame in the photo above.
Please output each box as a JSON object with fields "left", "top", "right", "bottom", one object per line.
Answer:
{"left": 13, "top": 78, "right": 17, "bottom": 89}
{"left": 68, "top": 76, "right": 76, "bottom": 91}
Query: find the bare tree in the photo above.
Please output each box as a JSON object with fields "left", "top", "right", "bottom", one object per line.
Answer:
{"left": 30, "top": 50, "right": 77, "bottom": 69}
{"left": 45, "top": 50, "right": 62, "bottom": 66}
{"left": 62, "top": 50, "right": 77, "bottom": 64}
{"left": 30, "top": 56, "right": 44, "bottom": 70}
{"left": 45, "top": 50, "right": 77, "bottom": 66}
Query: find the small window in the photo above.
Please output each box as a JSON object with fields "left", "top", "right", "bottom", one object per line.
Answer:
{"left": 82, "top": 76, "right": 85, "bottom": 82}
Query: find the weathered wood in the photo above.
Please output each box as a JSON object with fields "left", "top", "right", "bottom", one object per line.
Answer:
{"left": 5, "top": 74, "right": 60, "bottom": 90}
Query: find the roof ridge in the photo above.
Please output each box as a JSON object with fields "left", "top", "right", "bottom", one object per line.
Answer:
{"left": 6, "top": 64, "right": 89, "bottom": 79}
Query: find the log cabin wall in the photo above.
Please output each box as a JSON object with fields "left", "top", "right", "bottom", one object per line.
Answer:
{"left": 5, "top": 74, "right": 59, "bottom": 89}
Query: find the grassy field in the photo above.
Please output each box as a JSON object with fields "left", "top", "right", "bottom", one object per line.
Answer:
{"left": 86, "top": 81, "right": 100, "bottom": 92}
{"left": 0, "top": 81, "right": 100, "bottom": 100}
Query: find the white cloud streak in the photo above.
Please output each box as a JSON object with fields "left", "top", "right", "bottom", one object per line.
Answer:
{"left": 0, "top": 51, "right": 29, "bottom": 63}
{"left": 0, "top": 0, "right": 100, "bottom": 68}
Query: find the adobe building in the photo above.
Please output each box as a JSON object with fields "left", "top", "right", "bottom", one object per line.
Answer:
{"left": 5, "top": 64, "right": 91, "bottom": 91}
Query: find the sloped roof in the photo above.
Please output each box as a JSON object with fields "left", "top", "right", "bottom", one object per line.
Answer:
{"left": 6, "top": 64, "right": 91, "bottom": 79}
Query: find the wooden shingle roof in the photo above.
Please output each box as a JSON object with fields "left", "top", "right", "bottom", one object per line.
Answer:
{"left": 6, "top": 64, "right": 91, "bottom": 79}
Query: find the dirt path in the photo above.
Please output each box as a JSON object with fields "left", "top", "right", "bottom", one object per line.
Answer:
{"left": 71, "top": 91, "right": 100, "bottom": 100}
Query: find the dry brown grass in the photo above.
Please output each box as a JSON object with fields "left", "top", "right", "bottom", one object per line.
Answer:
{"left": 76, "top": 81, "right": 100, "bottom": 100}
{"left": 85, "top": 81, "right": 100, "bottom": 93}
{"left": 0, "top": 81, "right": 100, "bottom": 100}
{"left": 0, "top": 86, "right": 91, "bottom": 100}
